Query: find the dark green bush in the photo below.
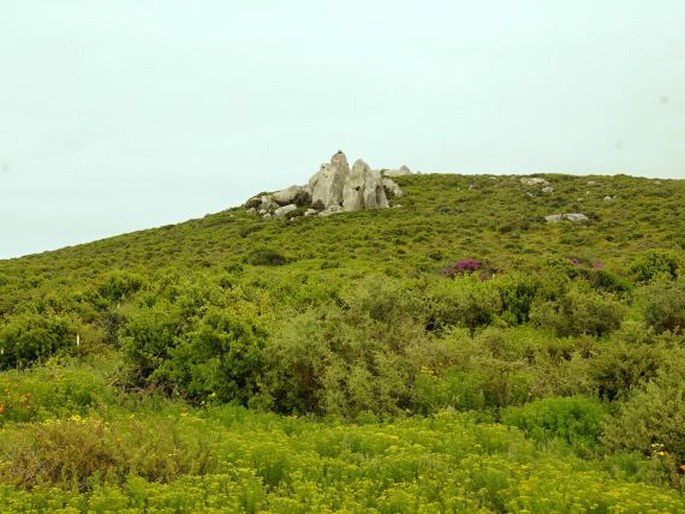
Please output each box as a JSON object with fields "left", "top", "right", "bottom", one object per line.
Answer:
{"left": 530, "top": 285, "right": 626, "bottom": 337}
{"left": 589, "top": 342, "right": 663, "bottom": 401}
{"left": 629, "top": 250, "right": 679, "bottom": 284}
{"left": 159, "top": 306, "right": 267, "bottom": 404}
{"left": 494, "top": 273, "right": 540, "bottom": 325}
{"left": 602, "top": 358, "right": 685, "bottom": 464}
{"left": 246, "top": 249, "right": 288, "bottom": 266}
{"left": 424, "top": 275, "right": 501, "bottom": 333}
{"left": 96, "top": 271, "right": 145, "bottom": 303}
{"left": 639, "top": 279, "right": 685, "bottom": 334}
{"left": 0, "top": 312, "right": 76, "bottom": 370}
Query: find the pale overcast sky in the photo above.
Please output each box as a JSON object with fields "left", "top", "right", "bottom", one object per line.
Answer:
{"left": 1, "top": 1, "right": 684, "bottom": 259}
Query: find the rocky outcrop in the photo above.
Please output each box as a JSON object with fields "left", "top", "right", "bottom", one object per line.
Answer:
{"left": 343, "top": 159, "right": 388, "bottom": 211}
{"left": 245, "top": 150, "right": 405, "bottom": 219}
{"left": 308, "top": 151, "right": 350, "bottom": 209}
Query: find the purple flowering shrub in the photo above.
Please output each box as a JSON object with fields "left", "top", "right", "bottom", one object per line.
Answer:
{"left": 442, "top": 258, "right": 482, "bottom": 278}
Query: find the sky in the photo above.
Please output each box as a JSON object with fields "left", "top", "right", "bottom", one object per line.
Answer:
{"left": 1, "top": 1, "right": 684, "bottom": 259}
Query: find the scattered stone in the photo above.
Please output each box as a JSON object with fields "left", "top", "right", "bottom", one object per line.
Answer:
{"left": 319, "top": 205, "right": 344, "bottom": 217}
{"left": 520, "top": 177, "right": 549, "bottom": 186}
{"left": 304, "top": 208, "right": 319, "bottom": 217}
{"left": 542, "top": 186, "right": 554, "bottom": 193}
{"left": 545, "top": 213, "right": 589, "bottom": 223}
{"left": 603, "top": 195, "right": 613, "bottom": 201}
{"left": 586, "top": 181, "right": 597, "bottom": 186}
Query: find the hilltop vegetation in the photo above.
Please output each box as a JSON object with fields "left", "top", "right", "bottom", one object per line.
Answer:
{"left": 1, "top": 172, "right": 685, "bottom": 512}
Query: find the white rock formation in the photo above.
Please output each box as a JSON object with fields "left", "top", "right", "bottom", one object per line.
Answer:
{"left": 343, "top": 159, "right": 388, "bottom": 211}
{"left": 308, "top": 151, "right": 350, "bottom": 209}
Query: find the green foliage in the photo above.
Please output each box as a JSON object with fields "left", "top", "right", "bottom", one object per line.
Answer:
{"left": 493, "top": 272, "right": 541, "bottom": 324}
{"left": 0, "top": 312, "right": 76, "bottom": 370}
{"left": 603, "top": 358, "right": 685, "bottom": 466}
{"left": 630, "top": 250, "right": 680, "bottom": 284}
{"left": 96, "top": 270, "right": 145, "bottom": 303}
{"left": 1, "top": 173, "right": 685, "bottom": 508}
{"left": 639, "top": 278, "right": 685, "bottom": 334}
{"left": 530, "top": 284, "right": 626, "bottom": 337}
{"left": 424, "top": 275, "right": 502, "bottom": 333}
{"left": 245, "top": 248, "right": 288, "bottom": 266}
{"left": 589, "top": 340, "right": 663, "bottom": 401}
{"left": 122, "top": 284, "right": 268, "bottom": 405}
{"left": 502, "top": 396, "right": 606, "bottom": 456}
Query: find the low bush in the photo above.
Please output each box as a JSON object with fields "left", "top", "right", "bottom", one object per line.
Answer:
{"left": 501, "top": 396, "right": 606, "bottom": 457}
{"left": 0, "top": 313, "right": 77, "bottom": 370}
{"left": 639, "top": 278, "right": 685, "bottom": 334}
{"left": 630, "top": 250, "right": 679, "bottom": 284}
{"left": 529, "top": 284, "right": 626, "bottom": 337}
{"left": 602, "top": 358, "right": 685, "bottom": 467}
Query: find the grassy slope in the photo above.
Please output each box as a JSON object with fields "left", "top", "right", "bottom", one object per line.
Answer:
{"left": 1, "top": 172, "right": 685, "bottom": 512}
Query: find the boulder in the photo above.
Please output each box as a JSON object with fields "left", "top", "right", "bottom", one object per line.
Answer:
{"left": 521, "top": 177, "right": 549, "bottom": 186}
{"left": 274, "top": 204, "right": 298, "bottom": 218}
{"left": 273, "top": 185, "right": 309, "bottom": 206}
{"left": 309, "top": 150, "right": 350, "bottom": 208}
{"left": 545, "top": 213, "right": 589, "bottom": 223}
{"left": 382, "top": 178, "right": 403, "bottom": 197}
{"left": 383, "top": 165, "right": 412, "bottom": 177}
{"left": 343, "top": 159, "right": 388, "bottom": 211}
{"left": 542, "top": 186, "right": 554, "bottom": 193}
{"left": 244, "top": 196, "right": 262, "bottom": 209}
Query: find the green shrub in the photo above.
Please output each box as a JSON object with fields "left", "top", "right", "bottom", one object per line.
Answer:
{"left": 589, "top": 342, "right": 663, "bottom": 401}
{"left": 602, "top": 359, "right": 685, "bottom": 465}
{"left": 629, "top": 250, "right": 679, "bottom": 284}
{"left": 424, "top": 275, "right": 501, "bottom": 333}
{"left": 639, "top": 279, "right": 685, "bottom": 334}
{"left": 122, "top": 288, "right": 268, "bottom": 405}
{"left": 245, "top": 249, "right": 288, "bottom": 266}
{"left": 529, "top": 284, "right": 626, "bottom": 337}
{"left": 502, "top": 396, "right": 606, "bottom": 456}
{"left": 158, "top": 305, "right": 268, "bottom": 404}
{"left": 493, "top": 273, "right": 540, "bottom": 324}
{"left": 96, "top": 271, "right": 145, "bottom": 303}
{"left": 264, "top": 303, "right": 417, "bottom": 417}
{"left": 0, "top": 313, "right": 76, "bottom": 370}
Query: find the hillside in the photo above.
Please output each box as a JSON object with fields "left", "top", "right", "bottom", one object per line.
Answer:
{"left": 1, "top": 172, "right": 685, "bottom": 512}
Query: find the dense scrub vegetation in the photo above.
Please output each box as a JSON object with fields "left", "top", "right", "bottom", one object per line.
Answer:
{"left": 1, "top": 173, "right": 685, "bottom": 511}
